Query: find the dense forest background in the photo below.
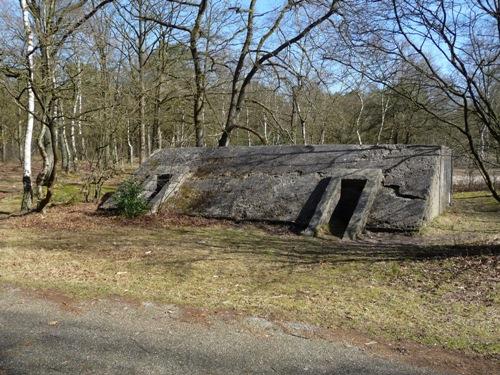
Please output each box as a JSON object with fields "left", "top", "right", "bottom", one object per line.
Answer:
{"left": 0, "top": 0, "right": 498, "bottom": 210}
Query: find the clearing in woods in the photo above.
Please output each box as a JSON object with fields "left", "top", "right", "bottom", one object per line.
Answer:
{"left": 0, "top": 161, "right": 498, "bottom": 374}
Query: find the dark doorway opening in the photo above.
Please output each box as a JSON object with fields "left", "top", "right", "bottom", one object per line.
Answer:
{"left": 329, "top": 179, "right": 366, "bottom": 238}
{"left": 149, "top": 174, "right": 172, "bottom": 201}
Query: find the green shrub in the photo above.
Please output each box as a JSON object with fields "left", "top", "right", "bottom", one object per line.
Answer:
{"left": 114, "top": 179, "right": 148, "bottom": 218}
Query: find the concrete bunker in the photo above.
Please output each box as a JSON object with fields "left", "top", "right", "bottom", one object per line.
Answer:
{"left": 101, "top": 144, "right": 452, "bottom": 239}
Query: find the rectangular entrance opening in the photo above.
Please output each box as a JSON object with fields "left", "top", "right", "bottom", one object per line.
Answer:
{"left": 149, "top": 174, "right": 172, "bottom": 201}
{"left": 329, "top": 179, "right": 366, "bottom": 238}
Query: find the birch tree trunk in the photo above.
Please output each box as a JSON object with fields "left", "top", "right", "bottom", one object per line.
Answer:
{"left": 75, "top": 59, "right": 87, "bottom": 159}
{"left": 77, "top": 91, "right": 85, "bottom": 158}
{"left": 127, "top": 119, "right": 134, "bottom": 165}
{"left": 20, "top": 0, "right": 35, "bottom": 212}
{"left": 70, "top": 87, "right": 79, "bottom": 170}
{"left": 17, "top": 108, "right": 23, "bottom": 165}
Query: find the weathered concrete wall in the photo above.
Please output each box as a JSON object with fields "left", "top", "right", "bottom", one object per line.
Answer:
{"left": 124, "top": 144, "right": 452, "bottom": 235}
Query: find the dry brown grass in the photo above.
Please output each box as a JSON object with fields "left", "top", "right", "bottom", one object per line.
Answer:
{"left": 0, "top": 200, "right": 498, "bottom": 356}
{"left": 0, "top": 162, "right": 498, "bottom": 357}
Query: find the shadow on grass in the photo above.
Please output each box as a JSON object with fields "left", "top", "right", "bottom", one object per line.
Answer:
{"left": 179, "top": 235, "right": 500, "bottom": 266}
{"left": 3, "top": 210, "right": 499, "bottom": 270}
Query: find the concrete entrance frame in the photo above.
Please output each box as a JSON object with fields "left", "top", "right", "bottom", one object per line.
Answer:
{"left": 301, "top": 169, "right": 383, "bottom": 239}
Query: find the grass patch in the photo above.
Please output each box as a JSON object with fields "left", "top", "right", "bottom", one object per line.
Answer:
{"left": 0, "top": 162, "right": 498, "bottom": 356}
{"left": 0, "top": 163, "right": 120, "bottom": 215}
{"left": 421, "top": 191, "right": 500, "bottom": 240}
{"left": 0, "top": 197, "right": 498, "bottom": 356}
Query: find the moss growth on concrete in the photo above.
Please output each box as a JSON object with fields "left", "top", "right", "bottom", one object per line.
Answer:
{"left": 167, "top": 184, "right": 216, "bottom": 213}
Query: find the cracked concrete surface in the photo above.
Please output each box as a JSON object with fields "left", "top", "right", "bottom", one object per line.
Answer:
{"left": 108, "top": 144, "right": 452, "bottom": 233}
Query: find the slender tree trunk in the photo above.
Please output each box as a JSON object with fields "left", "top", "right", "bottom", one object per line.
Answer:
{"left": 36, "top": 64, "right": 58, "bottom": 211}
{"left": 138, "top": 2, "right": 147, "bottom": 163}
{"left": 139, "top": 70, "right": 146, "bottom": 162}
{"left": 54, "top": 120, "right": 59, "bottom": 153}
{"left": 35, "top": 37, "right": 58, "bottom": 212}
{"left": 290, "top": 90, "right": 297, "bottom": 145}
{"left": 320, "top": 123, "right": 326, "bottom": 144}
{"left": 296, "top": 102, "right": 307, "bottom": 145}
{"left": 60, "top": 124, "right": 69, "bottom": 172}
{"left": 20, "top": 0, "right": 35, "bottom": 212}
{"left": 1, "top": 124, "right": 6, "bottom": 162}
{"left": 263, "top": 113, "right": 268, "bottom": 144}
{"left": 246, "top": 107, "right": 251, "bottom": 146}
{"left": 96, "top": 40, "right": 109, "bottom": 168}
{"left": 190, "top": 0, "right": 207, "bottom": 147}
{"left": 180, "top": 111, "right": 186, "bottom": 146}
{"left": 147, "top": 125, "right": 151, "bottom": 156}
{"left": 157, "top": 127, "right": 162, "bottom": 149}
{"left": 218, "top": 0, "right": 256, "bottom": 147}
{"left": 37, "top": 124, "right": 58, "bottom": 211}
{"left": 152, "top": 86, "right": 161, "bottom": 151}
{"left": 376, "top": 95, "right": 390, "bottom": 145}
{"left": 60, "top": 106, "right": 72, "bottom": 173}
{"left": 127, "top": 119, "right": 134, "bottom": 165}
{"left": 17, "top": 108, "right": 23, "bottom": 165}
{"left": 77, "top": 93, "right": 85, "bottom": 159}
{"left": 76, "top": 59, "right": 86, "bottom": 160}
{"left": 35, "top": 125, "right": 53, "bottom": 199}
{"left": 219, "top": 104, "right": 240, "bottom": 147}
{"left": 355, "top": 92, "right": 364, "bottom": 145}
{"left": 70, "top": 88, "right": 79, "bottom": 171}
{"left": 480, "top": 124, "right": 487, "bottom": 161}
{"left": 112, "top": 136, "right": 118, "bottom": 164}
{"left": 52, "top": 77, "right": 59, "bottom": 156}
{"left": 193, "top": 90, "right": 205, "bottom": 146}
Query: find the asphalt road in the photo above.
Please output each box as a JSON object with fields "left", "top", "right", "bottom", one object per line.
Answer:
{"left": 0, "top": 287, "right": 443, "bottom": 375}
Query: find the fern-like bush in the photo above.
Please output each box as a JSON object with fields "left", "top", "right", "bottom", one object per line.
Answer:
{"left": 114, "top": 179, "right": 148, "bottom": 218}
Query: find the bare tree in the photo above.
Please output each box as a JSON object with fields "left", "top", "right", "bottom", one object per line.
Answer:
{"left": 144, "top": 0, "right": 209, "bottom": 147}
{"left": 20, "top": 0, "right": 35, "bottom": 212}
{"left": 23, "top": 0, "right": 113, "bottom": 211}
{"left": 217, "top": 0, "right": 341, "bottom": 146}
{"left": 328, "top": 0, "right": 500, "bottom": 200}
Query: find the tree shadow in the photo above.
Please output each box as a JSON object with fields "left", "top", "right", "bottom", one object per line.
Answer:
{"left": 204, "top": 234, "right": 500, "bottom": 267}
